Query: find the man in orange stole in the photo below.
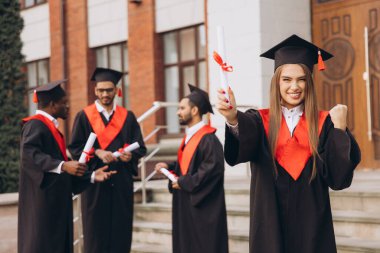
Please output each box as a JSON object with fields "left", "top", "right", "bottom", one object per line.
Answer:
{"left": 155, "top": 84, "right": 228, "bottom": 253}
{"left": 69, "top": 68, "right": 147, "bottom": 253}
{"left": 18, "top": 80, "right": 114, "bottom": 253}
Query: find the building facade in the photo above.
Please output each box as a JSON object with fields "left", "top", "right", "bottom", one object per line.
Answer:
{"left": 20, "top": 0, "right": 380, "bottom": 173}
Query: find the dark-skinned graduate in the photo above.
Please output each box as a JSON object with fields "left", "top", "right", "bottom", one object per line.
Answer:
{"left": 216, "top": 35, "right": 361, "bottom": 253}
{"left": 154, "top": 84, "right": 228, "bottom": 253}
{"left": 18, "top": 80, "right": 115, "bottom": 253}
{"left": 68, "top": 68, "right": 147, "bottom": 253}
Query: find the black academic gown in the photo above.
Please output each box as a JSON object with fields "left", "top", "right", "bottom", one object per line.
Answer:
{"left": 169, "top": 133, "right": 229, "bottom": 253}
{"left": 68, "top": 109, "right": 147, "bottom": 253}
{"left": 224, "top": 109, "right": 361, "bottom": 253}
{"left": 18, "top": 119, "right": 90, "bottom": 253}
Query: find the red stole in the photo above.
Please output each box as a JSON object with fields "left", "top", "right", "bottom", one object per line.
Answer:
{"left": 22, "top": 114, "right": 68, "bottom": 161}
{"left": 83, "top": 104, "right": 128, "bottom": 150}
{"left": 177, "top": 125, "right": 216, "bottom": 175}
{"left": 258, "top": 109, "right": 329, "bottom": 180}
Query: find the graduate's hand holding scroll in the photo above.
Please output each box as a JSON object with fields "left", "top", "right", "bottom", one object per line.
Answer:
{"left": 119, "top": 151, "right": 132, "bottom": 162}
{"left": 62, "top": 161, "right": 87, "bottom": 176}
{"left": 94, "top": 165, "right": 117, "bottom": 182}
{"left": 154, "top": 162, "right": 180, "bottom": 189}
{"left": 216, "top": 87, "right": 238, "bottom": 125}
{"left": 95, "top": 149, "right": 117, "bottom": 164}
{"left": 329, "top": 104, "right": 347, "bottom": 130}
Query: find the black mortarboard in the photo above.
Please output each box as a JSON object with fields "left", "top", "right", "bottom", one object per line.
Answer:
{"left": 33, "top": 79, "right": 67, "bottom": 104}
{"left": 186, "top": 84, "right": 213, "bottom": 115}
{"left": 90, "top": 67, "right": 123, "bottom": 85}
{"left": 260, "top": 34, "right": 333, "bottom": 72}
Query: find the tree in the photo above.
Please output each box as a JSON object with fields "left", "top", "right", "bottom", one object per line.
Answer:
{"left": 0, "top": 0, "right": 26, "bottom": 192}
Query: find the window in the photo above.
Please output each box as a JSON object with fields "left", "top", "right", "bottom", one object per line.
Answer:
{"left": 95, "top": 43, "right": 129, "bottom": 108}
{"left": 26, "top": 59, "right": 50, "bottom": 115}
{"left": 162, "top": 24, "right": 207, "bottom": 133}
{"left": 20, "top": 0, "right": 47, "bottom": 9}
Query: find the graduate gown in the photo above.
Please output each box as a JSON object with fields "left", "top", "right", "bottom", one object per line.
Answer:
{"left": 169, "top": 132, "right": 229, "bottom": 253}
{"left": 224, "top": 109, "right": 361, "bottom": 253}
{"left": 18, "top": 117, "right": 90, "bottom": 253}
{"left": 68, "top": 108, "right": 146, "bottom": 253}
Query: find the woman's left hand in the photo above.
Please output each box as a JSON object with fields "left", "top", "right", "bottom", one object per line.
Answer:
{"left": 330, "top": 104, "right": 347, "bottom": 130}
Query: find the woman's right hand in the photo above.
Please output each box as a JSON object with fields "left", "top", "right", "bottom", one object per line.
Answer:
{"left": 216, "top": 88, "right": 238, "bottom": 125}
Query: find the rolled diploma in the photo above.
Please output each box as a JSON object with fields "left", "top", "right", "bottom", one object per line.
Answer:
{"left": 217, "top": 26, "right": 230, "bottom": 101}
{"left": 112, "top": 142, "right": 140, "bottom": 158}
{"left": 78, "top": 132, "right": 97, "bottom": 163}
{"left": 159, "top": 168, "right": 178, "bottom": 183}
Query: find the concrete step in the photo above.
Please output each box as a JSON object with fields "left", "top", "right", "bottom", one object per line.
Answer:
{"left": 140, "top": 179, "right": 250, "bottom": 207}
{"left": 143, "top": 177, "right": 380, "bottom": 213}
{"left": 330, "top": 188, "right": 380, "bottom": 212}
{"left": 132, "top": 221, "right": 249, "bottom": 253}
{"left": 134, "top": 203, "right": 250, "bottom": 231}
{"left": 131, "top": 237, "right": 380, "bottom": 253}
{"left": 333, "top": 210, "right": 380, "bottom": 240}
{"left": 131, "top": 243, "right": 170, "bottom": 253}
{"left": 336, "top": 236, "right": 380, "bottom": 253}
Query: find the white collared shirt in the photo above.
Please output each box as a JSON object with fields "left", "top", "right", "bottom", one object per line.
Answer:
{"left": 227, "top": 104, "right": 304, "bottom": 137}
{"left": 35, "top": 110, "right": 64, "bottom": 174}
{"left": 185, "top": 121, "right": 206, "bottom": 144}
{"left": 281, "top": 104, "right": 304, "bottom": 136}
{"left": 95, "top": 100, "right": 116, "bottom": 121}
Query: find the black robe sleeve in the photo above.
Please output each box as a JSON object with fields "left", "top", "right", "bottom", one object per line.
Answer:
{"left": 123, "top": 111, "right": 146, "bottom": 175}
{"left": 69, "top": 111, "right": 88, "bottom": 161}
{"left": 225, "top": 109, "right": 265, "bottom": 165}
{"left": 21, "top": 120, "right": 63, "bottom": 188}
{"left": 177, "top": 134, "right": 225, "bottom": 207}
{"left": 319, "top": 116, "right": 361, "bottom": 190}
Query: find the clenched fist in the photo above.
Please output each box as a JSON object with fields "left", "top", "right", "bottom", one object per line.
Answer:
{"left": 329, "top": 104, "right": 347, "bottom": 130}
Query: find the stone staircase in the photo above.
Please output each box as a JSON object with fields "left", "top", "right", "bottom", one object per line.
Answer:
{"left": 0, "top": 171, "right": 379, "bottom": 253}
{"left": 131, "top": 171, "right": 380, "bottom": 253}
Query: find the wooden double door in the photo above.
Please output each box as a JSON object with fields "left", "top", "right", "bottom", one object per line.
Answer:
{"left": 312, "top": 0, "right": 380, "bottom": 168}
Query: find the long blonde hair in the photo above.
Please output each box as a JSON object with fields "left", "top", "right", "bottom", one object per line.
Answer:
{"left": 268, "top": 64, "right": 319, "bottom": 181}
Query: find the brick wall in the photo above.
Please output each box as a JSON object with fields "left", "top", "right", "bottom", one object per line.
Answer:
{"left": 49, "top": 0, "right": 94, "bottom": 139}
{"left": 128, "top": 0, "right": 163, "bottom": 143}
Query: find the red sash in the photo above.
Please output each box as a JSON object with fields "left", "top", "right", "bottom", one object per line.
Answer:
{"left": 177, "top": 125, "right": 216, "bottom": 175}
{"left": 22, "top": 114, "right": 68, "bottom": 161}
{"left": 83, "top": 104, "right": 128, "bottom": 150}
{"left": 258, "top": 109, "right": 329, "bottom": 180}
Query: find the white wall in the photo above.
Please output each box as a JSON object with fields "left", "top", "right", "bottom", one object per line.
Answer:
{"left": 87, "top": 0, "right": 128, "bottom": 48}
{"left": 207, "top": 0, "right": 311, "bottom": 176}
{"left": 21, "top": 3, "right": 50, "bottom": 62}
{"left": 207, "top": 0, "right": 262, "bottom": 176}
{"left": 259, "top": 0, "right": 311, "bottom": 106}
{"left": 155, "top": 0, "right": 204, "bottom": 33}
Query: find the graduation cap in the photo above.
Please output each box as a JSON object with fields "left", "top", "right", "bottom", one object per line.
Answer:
{"left": 186, "top": 84, "right": 214, "bottom": 115}
{"left": 260, "top": 34, "right": 333, "bottom": 72}
{"left": 91, "top": 67, "right": 123, "bottom": 85}
{"left": 33, "top": 79, "right": 67, "bottom": 104}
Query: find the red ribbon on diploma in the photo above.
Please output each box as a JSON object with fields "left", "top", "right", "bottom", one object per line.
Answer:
{"left": 83, "top": 147, "right": 95, "bottom": 162}
{"left": 118, "top": 143, "right": 130, "bottom": 154}
{"left": 213, "top": 51, "right": 233, "bottom": 72}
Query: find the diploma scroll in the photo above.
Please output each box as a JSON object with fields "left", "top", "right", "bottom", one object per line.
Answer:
{"left": 215, "top": 25, "right": 232, "bottom": 102}
{"left": 79, "top": 132, "right": 97, "bottom": 163}
{"left": 112, "top": 142, "right": 140, "bottom": 158}
{"left": 159, "top": 168, "right": 178, "bottom": 183}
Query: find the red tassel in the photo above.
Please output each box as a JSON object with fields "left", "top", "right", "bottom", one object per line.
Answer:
{"left": 318, "top": 50, "right": 325, "bottom": 71}
{"left": 117, "top": 88, "right": 122, "bottom": 97}
{"left": 33, "top": 90, "right": 38, "bottom": 103}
